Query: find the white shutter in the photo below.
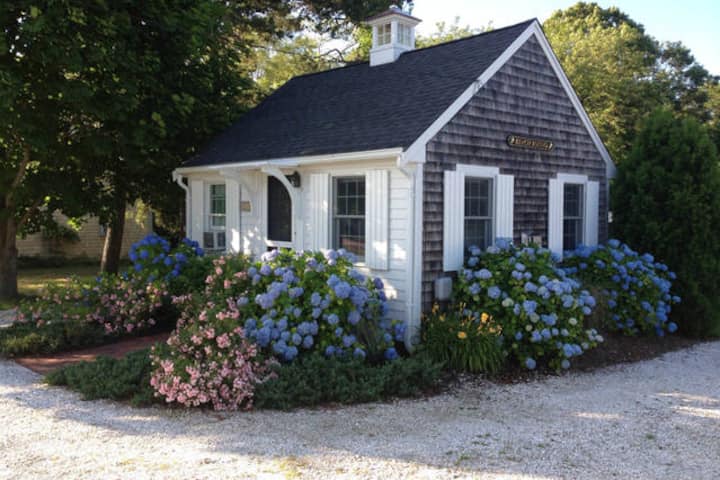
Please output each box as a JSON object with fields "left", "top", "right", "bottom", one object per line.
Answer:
{"left": 365, "top": 169, "right": 389, "bottom": 270}
{"left": 443, "top": 170, "right": 465, "bottom": 271}
{"left": 225, "top": 178, "right": 241, "bottom": 253}
{"left": 189, "top": 179, "right": 204, "bottom": 244}
{"left": 548, "top": 178, "right": 563, "bottom": 255}
{"left": 309, "top": 173, "right": 330, "bottom": 251}
{"left": 495, "top": 174, "right": 514, "bottom": 241}
{"left": 584, "top": 180, "right": 599, "bottom": 246}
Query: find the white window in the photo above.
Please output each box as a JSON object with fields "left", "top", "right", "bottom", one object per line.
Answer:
{"left": 208, "top": 184, "right": 226, "bottom": 229}
{"left": 333, "top": 177, "right": 366, "bottom": 258}
{"left": 548, "top": 174, "right": 599, "bottom": 255}
{"left": 377, "top": 23, "right": 391, "bottom": 46}
{"left": 205, "top": 184, "right": 226, "bottom": 251}
{"left": 398, "top": 23, "right": 412, "bottom": 46}
{"left": 563, "top": 183, "right": 584, "bottom": 251}
{"left": 443, "top": 165, "right": 514, "bottom": 271}
{"left": 464, "top": 177, "right": 494, "bottom": 252}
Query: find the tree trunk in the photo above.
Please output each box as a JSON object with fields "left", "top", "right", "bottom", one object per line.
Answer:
{"left": 101, "top": 202, "right": 127, "bottom": 274}
{"left": 0, "top": 216, "right": 19, "bottom": 301}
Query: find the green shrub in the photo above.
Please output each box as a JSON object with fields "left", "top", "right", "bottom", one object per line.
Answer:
{"left": 254, "top": 352, "right": 443, "bottom": 410}
{"left": 453, "top": 243, "right": 602, "bottom": 370}
{"left": 0, "top": 319, "right": 107, "bottom": 357}
{"left": 612, "top": 109, "right": 720, "bottom": 337}
{"left": 422, "top": 304, "right": 505, "bottom": 373}
{"left": 45, "top": 348, "right": 157, "bottom": 406}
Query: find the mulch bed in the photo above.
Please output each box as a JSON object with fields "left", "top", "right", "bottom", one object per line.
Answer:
{"left": 441, "top": 332, "right": 705, "bottom": 389}
{"left": 15, "top": 332, "right": 170, "bottom": 375}
{"left": 497, "top": 332, "right": 703, "bottom": 384}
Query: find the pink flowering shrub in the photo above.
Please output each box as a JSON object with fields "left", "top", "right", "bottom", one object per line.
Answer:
{"left": 17, "top": 274, "right": 169, "bottom": 336}
{"left": 149, "top": 297, "right": 274, "bottom": 410}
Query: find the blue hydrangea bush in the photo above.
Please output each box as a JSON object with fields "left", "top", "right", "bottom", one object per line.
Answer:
{"left": 175, "top": 249, "right": 404, "bottom": 363}
{"left": 453, "top": 242, "right": 603, "bottom": 370}
{"left": 562, "top": 239, "right": 680, "bottom": 336}
{"left": 128, "top": 235, "right": 205, "bottom": 285}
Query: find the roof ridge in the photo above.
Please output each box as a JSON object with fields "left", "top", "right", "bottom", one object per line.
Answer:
{"left": 288, "top": 18, "right": 537, "bottom": 82}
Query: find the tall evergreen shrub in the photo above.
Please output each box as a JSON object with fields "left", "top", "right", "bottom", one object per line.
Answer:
{"left": 612, "top": 109, "right": 720, "bottom": 336}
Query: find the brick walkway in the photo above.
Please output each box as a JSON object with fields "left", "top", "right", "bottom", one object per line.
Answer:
{"left": 15, "top": 332, "right": 169, "bottom": 375}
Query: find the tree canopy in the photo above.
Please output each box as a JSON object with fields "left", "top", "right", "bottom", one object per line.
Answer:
{"left": 544, "top": 2, "right": 718, "bottom": 161}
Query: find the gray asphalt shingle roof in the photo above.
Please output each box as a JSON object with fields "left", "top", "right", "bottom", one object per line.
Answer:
{"left": 186, "top": 19, "right": 535, "bottom": 167}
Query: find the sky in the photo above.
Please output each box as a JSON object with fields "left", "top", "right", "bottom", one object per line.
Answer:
{"left": 410, "top": 0, "right": 719, "bottom": 75}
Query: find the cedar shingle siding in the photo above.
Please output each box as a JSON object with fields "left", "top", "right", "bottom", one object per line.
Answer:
{"left": 421, "top": 36, "right": 608, "bottom": 309}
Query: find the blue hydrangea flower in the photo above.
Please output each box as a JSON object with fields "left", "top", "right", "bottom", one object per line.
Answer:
{"left": 525, "top": 358, "right": 537, "bottom": 370}
{"left": 487, "top": 286, "right": 501, "bottom": 299}
{"left": 384, "top": 347, "right": 399, "bottom": 361}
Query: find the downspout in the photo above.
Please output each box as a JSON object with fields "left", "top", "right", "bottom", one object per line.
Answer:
{"left": 173, "top": 171, "right": 191, "bottom": 239}
{"left": 398, "top": 160, "right": 418, "bottom": 351}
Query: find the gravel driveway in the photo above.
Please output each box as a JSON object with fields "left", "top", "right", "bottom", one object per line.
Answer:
{"left": 1, "top": 342, "right": 719, "bottom": 480}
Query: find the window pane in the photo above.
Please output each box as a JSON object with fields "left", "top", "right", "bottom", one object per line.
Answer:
{"left": 564, "top": 184, "right": 583, "bottom": 217}
{"left": 333, "top": 177, "right": 366, "bottom": 258}
{"left": 268, "top": 176, "right": 292, "bottom": 242}
{"left": 464, "top": 219, "right": 492, "bottom": 252}
{"left": 563, "top": 219, "right": 583, "bottom": 251}
{"left": 203, "top": 232, "right": 215, "bottom": 250}
{"left": 563, "top": 183, "right": 584, "bottom": 250}
{"left": 464, "top": 178, "right": 491, "bottom": 217}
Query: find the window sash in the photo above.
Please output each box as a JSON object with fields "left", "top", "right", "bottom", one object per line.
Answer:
{"left": 333, "top": 177, "right": 366, "bottom": 258}
{"left": 563, "top": 184, "right": 584, "bottom": 250}
{"left": 464, "top": 177, "right": 494, "bottom": 252}
{"left": 377, "top": 23, "right": 391, "bottom": 45}
{"left": 208, "top": 184, "right": 226, "bottom": 231}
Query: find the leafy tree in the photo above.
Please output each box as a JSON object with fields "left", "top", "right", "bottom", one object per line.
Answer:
{"left": 544, "top": 2, "right": 718, "bottom": 161}
{"left": 0, "top": 0, "right": 395, "bottom": 299}
{"left": 612, "top": 109, "right": 720, "bottom": 337}
{"left": 252, "top": 35, "right": 344, "bottom": 95}
{"left": 544, "top": 3, "right": 662, "bottom": 160}
{"left": 416, "top": 18, "right": 490, "bottom": 48}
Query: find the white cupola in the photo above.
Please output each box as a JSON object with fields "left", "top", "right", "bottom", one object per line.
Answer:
{"left": 366, "top": 5, "right": 422, "bottom": 66}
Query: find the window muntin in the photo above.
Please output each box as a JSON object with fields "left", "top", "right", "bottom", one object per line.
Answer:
{"left": 333, "top": 177, "right": 365, "bottom": 258}
{"left": 377, "top": 23, "right": 391, "bottom": 46}
{"left": 267, "top": 176, "right": 292, "bottom": 242}
{"left": 398, "top": 24, "right": 412, "bottom": 45}
{"left": 563, "top": 183, "right": 584, "bottom": 251}
{"left": 208, "top": 184, "right": 226, "bottom": 230}
{"left": 464, "top": 177, "right": 494, "bottom": 253}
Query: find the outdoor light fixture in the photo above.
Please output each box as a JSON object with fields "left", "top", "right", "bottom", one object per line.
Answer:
{"left": 286, "top": 171, "right": 301, "bottom": 188}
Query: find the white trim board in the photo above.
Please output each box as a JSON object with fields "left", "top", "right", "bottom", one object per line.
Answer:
{"left": 175, "top": 148, "right": 403, "bottom": 175}
{"left": 401, "top": 20, "right": 616, "bottom": 178}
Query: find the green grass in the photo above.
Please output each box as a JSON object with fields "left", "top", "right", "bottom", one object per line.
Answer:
{"left": 0, "top": 265, "right": 99, "bottom": 310}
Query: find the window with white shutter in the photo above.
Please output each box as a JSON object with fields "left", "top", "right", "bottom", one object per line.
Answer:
{"left": 444, "top": 166, "right": 515, "bottom": 271}
{"left": 548, "top": 174, "right": 600, "bottom": 256}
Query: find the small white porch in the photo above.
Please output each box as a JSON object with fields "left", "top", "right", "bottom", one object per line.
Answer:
{"left": 173, "top": 149, "right": 425, "bottom": 345}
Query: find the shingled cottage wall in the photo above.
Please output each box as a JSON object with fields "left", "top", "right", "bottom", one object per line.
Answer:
{"left": 421, "top": 36, "right": 609, "bottom": 310}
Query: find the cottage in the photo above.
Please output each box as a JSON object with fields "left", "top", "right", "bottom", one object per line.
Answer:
{"left": 173, "top": 7, "right": 615, "bottom": 344}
